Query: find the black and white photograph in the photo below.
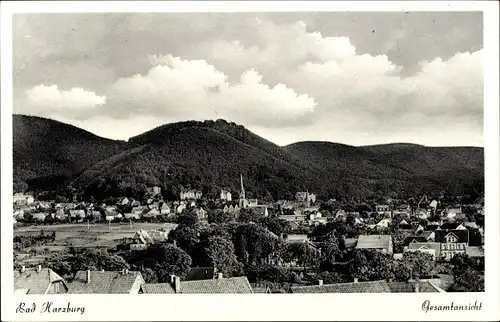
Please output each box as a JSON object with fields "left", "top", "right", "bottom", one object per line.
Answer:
{"left": 1, "top": 1, "right": 499, "bottom": 321}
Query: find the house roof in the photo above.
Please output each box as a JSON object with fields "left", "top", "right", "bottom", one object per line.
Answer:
{"left": 402, "top": 236, "right": 427, "bottom": 247}
{"left": 140, "top": 276, "right": 253, "bottom": 294}
{"left": 407, "top": 242, "right": 441, "bottom": 257}
{"left": 419, "top": 231, "right": 435, "bottom": 239}
{"left": 465, "top": 246, "right": 484, "bottom": 257}
{"left": 14, "top": 268, "right": 66, "bottom": 294}
{"left": 68, "top": 270, "right": 144, "bottom": 294}
{"left": 291, "top": 280, "right": 391, "bottom": 293}
{"left": 356, "top": 235, "right": 392, "bottom": 250}
{"left": 186, "top": 267, "right": 216, "bottom": 281}
{"left": 439, "top": 223, "right": 462, "bottom": 230}
{"left": 434, "top": 230, "right": 469, "bottom": 243}
{"left": 387, "top": 281, "right": 441, "bottom": 293}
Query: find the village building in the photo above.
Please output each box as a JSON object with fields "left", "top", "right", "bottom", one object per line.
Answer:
{"left": 375, "top": 204, "right": 391, "bottom": 215}
{"left": 14, "top": 266, "right": 68, "bottom": 294}
{"left": 180, "top": 190, "right": 203, "bottom": 200}
{"left": 443, "top": 207, "right": 462, "bottom": 219}
{"left": 404, "top": 242, "right": 441, "bottom": 260}
{"left": 291, "top": 279, "right": 444, "bottom": 293}
{"left": 119, "top": 197, "right": 130, "bottom": 206}
{"left": 220, "top": 189, "right": 232, "bottom": 201}
{"left": 68, "top": 270, "right": 145, "bottom": 294}
{"left": 32, "top": 212, "right": 46, "bottom": 222}
{"left": 435, "top": 229, "right": 469, "bottom": 260}
{"left": 147, "top": 186, "right": 162, "bottom": 196}
{"left": 195, "top": 208, "right": 208, "bottom": 221}
{"left": 140, "top": 273, "right": 253, "bottom": 294}
{"left": 295, "top": 191, "right": 316, "bottom": 205}
{"left": 356, "top": 235, "right": 393, "bottom": 255}
{"left": 13, "top": 193, "right": 35, "bottom": 206}
{"left": 70, "top": 209, "right": 86, "bottom": 219}
{"left": 309, "top": 212, "right": 327, "bottom": 225}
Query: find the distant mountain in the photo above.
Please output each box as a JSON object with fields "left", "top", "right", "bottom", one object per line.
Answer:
{"left": 13, "top": 115, "right": 126, "bottom": 192}
{"left": 12, "top": 115, "right": 484, "bottom": 201}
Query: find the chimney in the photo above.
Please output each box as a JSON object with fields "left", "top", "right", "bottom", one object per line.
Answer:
{"left": 318, "top": 280, "right": 323, "bottom": 286}
{"left": 124, "top": 268, "right": 129, "bottom": 275}
{"left": 217, "top": 272, "right": 223, "bottom": 279}
{"left": 174, "top": 276, "right": 181, "bottom": 293}
{"left": 37, "top": 265, "right": 42, "bottom": 273}
{"left": 20, "top": 266, "right": 26, "bottom": 273}
{"left": 86, "top": 270, "right": 91, "bottom": 284}
{"left": 354, "top": 278, "right": 358, "bottom": 283}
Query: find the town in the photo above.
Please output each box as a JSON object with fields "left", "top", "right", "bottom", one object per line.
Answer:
{"left": 13, "top": 175, "right": 485, "bottom": 294}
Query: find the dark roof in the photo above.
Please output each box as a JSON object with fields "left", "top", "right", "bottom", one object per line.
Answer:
{"left": 291, "top": 280, "right": 391, "bottom": 293}
{"left": 439, "top": 223, "right": 463, "bottom": 230}
{"left": 68, "top": 270, "right": 144, "bottom": 294}
{"left": 387, "top": 281, "right": 441, "bottom": 293}
{"left": 402, "top": 236, "right": 427, "bottom": 247}
{"left": 141, "top": 277, "right": 253, "bottom": 294}
{"left": 14, "top": 268, "right": 66, "bottom": 294}
{"left": 434, "top": 229, "right": 469, "bottom": 243}
{"left": 186, "top": 267, "right": 216, "bottom": 281}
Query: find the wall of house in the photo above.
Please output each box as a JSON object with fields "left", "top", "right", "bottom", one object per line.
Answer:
{"left": 129, "top": 276, "right": 145, "bottom": 294}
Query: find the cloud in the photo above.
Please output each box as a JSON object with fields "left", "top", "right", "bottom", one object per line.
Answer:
{"left": 20, "top": 85, "right": 106, "bottom": 119}
{"left": 14, "top": 14, "right": 483, "bottom": 146}
{"left": 105, "top": 55, "right": 316, "bottom": 127}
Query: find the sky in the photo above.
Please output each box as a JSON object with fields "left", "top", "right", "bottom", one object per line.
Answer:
{"left": 13, "top": 12, "right": 484, "bottom": 146}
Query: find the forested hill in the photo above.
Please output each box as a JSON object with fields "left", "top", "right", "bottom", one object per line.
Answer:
{"left": 13, "top": 115, "right": 126, "bottom": 192}
{"left": 13, "top": 115, "right": 484, "bottom": 201}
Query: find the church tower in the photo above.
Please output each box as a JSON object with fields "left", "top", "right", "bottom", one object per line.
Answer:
{"left": 239, "top": 173, "right": 247, "bottom": 209}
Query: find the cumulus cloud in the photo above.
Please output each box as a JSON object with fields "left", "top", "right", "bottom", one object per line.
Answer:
{"left": 105, "top": 55, "right": 316, "bottom": 127}
{"left": 20, "top": 85, "right": 106, "bottom": 119}
{"left": 14, "top": 14, "right": 483, "bottom": 146}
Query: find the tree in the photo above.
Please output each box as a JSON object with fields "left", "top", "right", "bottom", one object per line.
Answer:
{"left": 347, "top": 249, "right": 394, "bottom": 282}
{"left": 233, "top": 223, "right": 284, "bottom": 265}
{"left": 168, "top": 226, "right": 200, "bottom": 256}
{"left": 448, "top": 268, "right": 484, "bottom": 292}
{"left": 44, "top": 248, "right": 130, "bottom": 280}
{"left": 392, "top": 251, "right": 436, "bottom": 281}
{"left": 197, "top": 236, "right": 243, "bottom": 277}
{"left": 284, "top": 242, "right": 321, "bottom": 271}
{"left": 177, "top": 211, "right": 200, "bottom": 228}
{"left": 141, "top": 244, "right": 192, "bottom": 282}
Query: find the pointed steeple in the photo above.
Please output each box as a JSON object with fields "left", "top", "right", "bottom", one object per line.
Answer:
{"left": 239, "top": 173, "right": 247, "bottom": 208}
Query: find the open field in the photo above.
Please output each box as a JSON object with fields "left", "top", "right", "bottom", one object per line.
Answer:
{"left": 14, "top": 222, "right": 177, "bottom": 235}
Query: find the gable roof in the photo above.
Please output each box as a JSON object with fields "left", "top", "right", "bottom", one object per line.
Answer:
{"left": 434, "top": 229, "right": 469, "bottom": 243}
{"left": 140, "top": 276, "right": 253, "bottom": 294}
{"left": 407, "top": 242, "right": 441, "bottom": 258}
{"left": 68, "top": 270, "right": 144, "bottom": 294}
{"left": 14, "top": 268, "right": 66, "bottom": 294}
{"left": 402, "top": 236, "right": 427, "bottom": 247}
{"left": 356, "top": 235, "right": 392, "bottom": 250}
{"left": 387, "top": 281, "right": 441, "bottom": 293}
{"left": 439, "top": 222, "right": 463, "bottom": 230}
{"left": 291, "top": 280, "right": 391, "bottom": 293}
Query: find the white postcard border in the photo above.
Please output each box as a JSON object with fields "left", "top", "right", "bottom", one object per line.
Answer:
{"left": 1, "top": 1, "right": 499, "bottom": 321}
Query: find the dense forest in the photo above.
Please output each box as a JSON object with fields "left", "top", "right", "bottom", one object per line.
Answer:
{"left": 13, "top": 115, "right": 484, "bottom": 202}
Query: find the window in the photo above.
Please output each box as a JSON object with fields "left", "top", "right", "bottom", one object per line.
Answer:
{"left": 54, "top": 283, "right": 60, "bottom": 293}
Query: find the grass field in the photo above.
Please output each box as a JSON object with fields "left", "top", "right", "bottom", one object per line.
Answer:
{"left": 14, "top": 222, "right": 177, "bottom": 234}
